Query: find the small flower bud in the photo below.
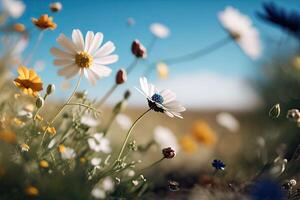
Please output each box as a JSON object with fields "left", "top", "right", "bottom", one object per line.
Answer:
{"left": 124, "top": 90, "right": 131, "bottom": 100}
{"left": 75, "top": 90, "right": 87, "bottom": 99}
{"left": 116, "top": 68, "right": 127, "bottom": 84}
{"left": 162, "top": 147, "right": 176, "bottom": 159}
{"left": 50, "top": 2, "right": 62, "bottom": 12}
{"left": 39, "top": 160, "right": 49, "bottom": 168}
{"left": 13, "top": 23, "right": 26, "bottom": 32}
{"left": 36, "top": 97, "right": 44, "bottom": 108}
{"left": 46, "top": 84, "right": 55, "bottom": 95}
{"left": 287, "top": 109, "right": 300, "bottom": 121}
{"left": 131, "top": 40, "right": 147, "bottom": 58}
{"left": 128, "top": 140, "right": 137, "bottom": 151}
{"left": 168, "top": 180, "right": 180, "bottom": 192}
{"left": 269, "top": 103, "right": 280, "bottom": 118}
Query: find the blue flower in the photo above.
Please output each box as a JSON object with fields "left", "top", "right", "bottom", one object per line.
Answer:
{"left": 257, "top": 2, "right": 300, "bottom": 38}
{"left": 211, "top": 159, "right": 225, "bottom": 171}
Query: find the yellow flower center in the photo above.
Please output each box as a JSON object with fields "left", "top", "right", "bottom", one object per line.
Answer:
{"left": 75, "top": 51, "right": 93, "bottom": 68}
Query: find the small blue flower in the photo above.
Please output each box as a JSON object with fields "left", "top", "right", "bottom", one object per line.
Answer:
{"left": 211, "top": 159, "right": 226, "bottom": 171}
{"left": 257, "top": 2, "right": 300, "bottom": 38}
{"left": 151, "top": 93, "right": 164, "bottom": 104}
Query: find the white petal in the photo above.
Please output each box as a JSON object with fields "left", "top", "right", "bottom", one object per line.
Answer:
{"left": 90, "top": 64, "right": 112, "bottom": 78}
{"left": 57, "top": 33, "right": 77, "bottom": 54}
{"left": 87, "top": 69, "right": 97, "bottom": 85}
{"left": 94, "top": 55, "right": 119, "bottom": 65}
{"left": 84, "top": 31, "right": 94, "bottom": 52}
{"left": 50, "top": 47, "right": 74, "bottom": 59}
{"left": 164, "top": 111, "right": 174, "bottom": 118}
{"left": 58, "top": 64, "right": 79, "bottom": 78}
{"left": 72, "top": 29, "right": 84, "bottom": 51}
{"left": 53, "top": 59, "right": 73, "bottom": 66}
{"left": 93, "top": 41, "right": 115, "bottom": 57}
{"left": 88, "top": 32, "right": 104, "bottom": 54}
{"left": 140, "top": 77, "right": 149, "bottom": 96}
{"left": 160, "top": 89, "right": 176, "bottom": 104}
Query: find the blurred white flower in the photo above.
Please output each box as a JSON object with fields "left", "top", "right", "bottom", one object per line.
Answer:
{"left": 216, "top": 112, "right": 240, "bottom": 133}
{"left": 17, "top": 109, "right": 32, "bottom": 120}
{"left": 153, "top": 126, "right": 180, "bottom": 152}
{"left": 91, "top": 188, "right": 105, "bottom": 199}
{"left": 88, "top": 133, "right": 111, "bottom": 153}
{"left": 136, "top": 77, "right": 186, "bottom": 118}
{"left": 218, "top": 6, "right": 261, "bottom": 59}
{"left": 81, "top": 113, "right": 99, "bottom": 127}
{"left": 61, "top": 147, "right": 76, "bottom": 159}
{"left": 51, "top": 29, "right": 118, "bottom": 85}
{"left": 150, "top": 23, "right": 170, "bottom": 39}
{"left": 91, "top": 157, "right": 101, "bottom": 166}
{"left": 1, "top": 0, "right": 25, "bottom": 18}
{"left": 156, "top": 62, "right": 169, "bottom": 79}
{"left": 2, "top": 35, "right": 28, "bottom": 65}
{"left": 48, "top": 138, "right": 57, "bottom": 149}
{"left": 102, "top": 177, "right": 114, "bottom": 191}
{"left": 115, "top": 114, "right": 132, "bottom": 130}
{"left": 126, "top": 169, "right": 135, "bottom": 177}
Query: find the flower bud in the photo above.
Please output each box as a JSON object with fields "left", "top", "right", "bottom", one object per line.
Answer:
{"left": 36, "top": 97, "right": 44, "bottom": 108}
{"left": 50, "top": 2, "right": 62, "bottom": 12}
{"left": 13, "top": 23, "right": 25, "bottom": 32}
{"left": 116, "top": 68, "right": 127, "bottom": 84}
{"left": 269, "top": 103, "right": 280, "bottom": 118}
{"left": 124, "top": 90, "right": 131, "bottom": 100}
{"left": 131, "top": 40, "right": 147, "bottom": 58}
{"left": 46, "top": 84, "right": 55, "bottom": 95}
{"left": 168, "top": 180, "right": 180, "bottom": 191}
{"left": 162, "top": 147, "right": 176, "bottom": 159}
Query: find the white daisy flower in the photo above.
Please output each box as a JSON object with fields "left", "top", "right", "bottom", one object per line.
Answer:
{"left": 150, "top": 23, "right": 170, "bottom": 39}
{"left": 216, "top": 112, "right": 240, "bottom": 133}
{"left": 88, "top": 133, "right": 111, "bottom": 153}
{"left": 115, "top": 114, "right": 132, "bottom": 130}
{"left": 218, "top": 6, "right": 261, "bottom": 59}
{"left": 51, "top": 29, "right": 118, "bottom": 85}
{"left": 1, "top": 0, "right": 25, "bottom": 18}
{"left": 81, "top": 113, "right": 100, "bottom": 127}
{"left": 61, "top": 147, "right": 76, "bottom": 160}
{"left": 136, "top": 77, "right": 185, "bottom": 118}
{"left": 91, "top": 157, "right": 102, "bottom": 166}
{"left": 153, "top": 126, "right": 180, "bottom": 152}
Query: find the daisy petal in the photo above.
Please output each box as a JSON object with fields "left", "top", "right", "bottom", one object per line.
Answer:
{"left": 57, "top": 33, "right": 77, "bottom": 54}
{"left": 84, "top": 31, "right": 94, "bottom": 52}
{"left": 58, "top": 64, "right": 79, "bottom": 78}
{"left": 88, "top": 32, "right": 103, "bottom": 54}
{"left": 72, "top": 29, "right": 84, "bottom": 51}
{"left": 53, "top": 59, "right": 73, "bottom": 66}
{"left": 50, "top": 47, "right": 74, "bottom": 59}
{"left": 90, "top": 64, "right": 112, "bottom": 78}
{"left": 94, "top": 41, "right": 115, "bottom": 57}
{"left": 94, "top": 55, "right": 118, "bottom": 65}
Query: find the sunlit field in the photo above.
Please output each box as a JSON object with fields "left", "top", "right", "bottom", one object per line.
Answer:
{"left": 1, "top": 0, "right": 300, "bottom": 199}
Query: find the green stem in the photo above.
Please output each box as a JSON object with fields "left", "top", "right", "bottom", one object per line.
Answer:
{"left": 116, "top": 109, "right": 151, "bottom": 161}
{"left": 139, "top": 157, "right": 165, "bottom": 173}
{"left": 40, "top": 75, "right": 82, "bottom": 146}
{"left": 66, "top": 102, "right": 101, "bottom": 114}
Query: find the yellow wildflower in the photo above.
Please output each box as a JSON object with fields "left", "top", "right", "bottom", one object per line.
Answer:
{"left": 42, "top": 126, "right": 56, "bottom": 135}
{"left": 58, "top": 144, "right": 65, "bottom": 153}
{"left": 35, "top": 114, "right": 43, "bottom": 121}
{"left": 156, "top": 62, "right": 169, "bottom": 79}
{"left": 192, "top": 120, "right": 217, "bottom": 146}
{"left": 13, "top": 23, "right": 25, "bottom": 32}
{"left": 13, "top": 66, "right": 43, "bottom": 97}
{"left": 179, "top": 136, "right": 198, "bottom": 153}
{"left": 12, "top": 117, "right": 25, "bottom": 127}
{"left": 25, "top": 186, "right": 39, "bottom": 197}
{"left": 32, "top": 14, "right": 57, "bottom": 30}
{"left": 39, "top": 160, "right": 49, "bottom": 168}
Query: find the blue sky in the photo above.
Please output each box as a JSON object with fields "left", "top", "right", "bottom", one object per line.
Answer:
{"left": 8, "top": 0, "right": 300, "bottom": 108}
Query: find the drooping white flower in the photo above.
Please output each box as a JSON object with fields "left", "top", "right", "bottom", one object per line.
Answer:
{"left": 136, "top": 77, "right": 186, "bottom": 118}
{"left": 153, "top": 126, "right": 180, "bottom": 152}
{"left": 115, "top": 114, "right": 132, "bottom": 130}
{"left": 61, "top": 147, "right": 76, "bottom": 159}
{"left": 218, "top": 6, "right": 261, "bottom": 59}
{"left": 88, "top": 133, "right": 111, "bottom": 153}
{"left": 1, "top": 0, "right": 25, "bottom": 18}
{"left": 150, "top": 23, "right": 170, "bottom": 39}
{"left": 51, "top": 29, "right": 118, "bottom": 85}
{"left": 81, "top": 113, "right": 100, "bottom": 127}
{"left": 91, "top": 157, "right": 102, "bottom": 166}
{"left": 216, "top": 112, "right": 240, "bottom": 133}
{"left": 91, "top": 188, "right": 105, "bottom": 199}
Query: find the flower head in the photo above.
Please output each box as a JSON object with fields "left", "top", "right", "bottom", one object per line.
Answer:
{"left": 216, "top": 112, "right": 239, "bottom": 133}
{"left": 81, "top": 113, "right": 100, "bottom": 127}
{"left": 212, "top": 159, "right": 226, "bottom": 171}
{"left": 192, "top": 120, "right": 217, "bottom": 146}
{"left": 154, "top": 126, "right": 180, "bottom": 152}
{"left": 20, "top": 143, "right": 30, "bottom": 152}
{"left": 88, "top": 133, "right": 111, "bottom": 153}
{"left": 13, "top": 23, "right": 25, "bottom": 32}
{"left": 60, "top": 146, "right": 76, "bottom": 159}
{"left": 131, "top": 40, "right": 147, "bottom": 58}
{"left": 25, "top": 185, "right": 39, "bottom": 197}
{"left": 32, "top": 14, "right": 57, "bottom": 30}
{"left": 13, "top": 66, "right": 43, "bottom": 97}
{"left": 115, "top": 114, "right": 132, "bottom": 130}
{"left": 150, "top": 23, "right": 170, "bottom": 39}
{"left": 136, "top": 77, "right": 185, "bottom": 118}
{"left": 257, "top": 2, "right": 300, "bottom": 38}
{"left": 162, "top": 147, "right": 176, "bottom": 159}
{"left": 219, "top": 6, "right": 261, "bottom": 59}
{"left": 179, "top": 136, "right": 198, "bottom": 154}
{"left": 51, "top": 29, "right": 118, "bottom": 84}
{"left": 50, "top": 2, "right": 62, "bottom": 12}
{"left": 156, "top": 62, "right": 169, "bottom": 79}
{"left": 115, "top": 68, "right": 127, "bottom": 84}
{"left": 1, "top": 0, "right": 25, "bottom": 18}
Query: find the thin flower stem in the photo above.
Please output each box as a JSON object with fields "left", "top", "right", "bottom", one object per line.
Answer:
{"left": 24, "top": 30, "right": 45, "bottom": 65}
{"left": 116, "top": 109, "right": 151, "bottom": 161}
{"left": 139, "top": 157, "right": 165, "bottom": 173}
{"left": 103, "top": 112, "right": 117, "bottom": 136}
{"left": 97, "top": 59, "right": 138, "bottom": 107}
{"left": 66, "top": 102, "right": 101, "bottom": 114}
{"left": 40, "top": 75, "right": 82, "bottom": 146}
{"left": 143, "top": 36, "right": 232, "bottom": 77}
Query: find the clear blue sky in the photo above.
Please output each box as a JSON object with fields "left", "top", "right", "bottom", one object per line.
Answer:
{"left": 12, "top": 0, "right": 300, "bottom": 102}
